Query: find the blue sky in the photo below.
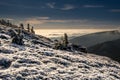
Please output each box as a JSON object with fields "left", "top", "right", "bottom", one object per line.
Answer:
{"left": 0, "top": 0, "right": 120, "bottom": 29}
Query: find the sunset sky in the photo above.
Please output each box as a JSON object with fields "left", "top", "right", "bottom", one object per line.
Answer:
{"left": 0, "top": 0, "right": 120, "bottom": 29}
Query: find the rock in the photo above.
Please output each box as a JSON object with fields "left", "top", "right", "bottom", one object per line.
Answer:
{"left": 0, "top": 34, "right": 10, "bottom": 39}
{"left": 12, "top": 33, "right": 24, "bottom": 45}
{"left": 0, "top": 48, "right": 13, "bottom": 54}
{"left": 0, "top": 58, "right": 12, "bottom": 68}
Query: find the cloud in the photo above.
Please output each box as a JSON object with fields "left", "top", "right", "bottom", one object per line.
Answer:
{"left": 35, "top": 17, "right": 50, "bottom": 20}
{"left": 24, "top": 17, "right": 88, "bottom": 25}
{"left": 5, "top": 18, "right": 14, "bottom": 21}
{"left": 24, "top": 17, "right": 49, "bottom": 24}
{"left": 20, "top": 17, "right": 119, "bottom": 29}
{"left": 46, "top": 2, "right": 55, "bottom": 8}
{"left": 25, "top": 19, "right": 67, "bottom": 25}
{"left": 60, "top": 4, "right": 75, "bottom": 10}
{"left": 110, "top": 9, "right": 120, "bottom": 12}
{"left": 83, "top": 5, "right": 104, "bottom": 8}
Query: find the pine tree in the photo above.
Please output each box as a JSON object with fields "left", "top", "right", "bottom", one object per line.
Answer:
{"left": 53, "top": 39, "right": 59, "bottom": 49}
{"left": 20, "top": 23, "right": 24, "bottom": 29}
{"left": 31, "top": 26, "right": 35, "bottom": 34}
{"left": 27, "top": 23, "right": 30, "bottom": 32}
{"left": 12, "top": 28, "right": 24, "bottom": 45}
{"left": 18, "top": 27, "right": 22, "bottom": 36}
{"left": 63, "top": 33, "right": 69, "bottom": 48}
{"left": 1, "top": 19, "right": 5, "bottom": 25}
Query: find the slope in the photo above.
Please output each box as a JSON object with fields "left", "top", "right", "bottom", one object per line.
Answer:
{"left": 70, "top": 30, "right": 120, "bottom": 47}
{"left": 88, "top": 39, "right": 120, "bottom": 62}
{"left": 0, "top": 26, "right": 120, "bottom": 79}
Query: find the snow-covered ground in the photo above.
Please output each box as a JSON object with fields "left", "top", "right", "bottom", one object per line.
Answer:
{"left": 0, "top": 26, "right": 120, "bottom": 80}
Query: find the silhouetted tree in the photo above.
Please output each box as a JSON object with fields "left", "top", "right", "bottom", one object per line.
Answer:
{"left": 31, "top": 26, "right": 35, "bottom": 34}
{"left": 63, "top": 33, "right": 69, "bottom": 48}
{"left": 27, "top": 23, "right": 30, "bottom": 32}
{"left": 12, "top": 34, "right": 24, "bottom": 45}
{"left": 12, "top": 28, "right": 24, "bottom": 45}
{"left": 1, "top": 19, "right": 6, "bottom": 25}
{"left": 0, "top": 19, "right": 18, "bottom": 28}
{"left": 20, "top": 23, "right": 24, "bottom": 29}
{"left": 18, "top": 27, "right": 21, "bottom": 35}
{"left": 54, "top": 33, "right": 69, "bottom": 50}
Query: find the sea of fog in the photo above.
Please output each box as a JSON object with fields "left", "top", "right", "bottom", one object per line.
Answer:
{"left": 35, "top": 29, "right": 115, "bottom": 39}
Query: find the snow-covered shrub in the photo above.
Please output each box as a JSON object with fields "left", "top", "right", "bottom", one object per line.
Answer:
{"left": 0, "top": 74, "right": 14, "bottom": 80}
{"left": 0, "top": 34, "right": 10, "bottom": 39}
{"left": 42, "top": 51, "right": 54, "bottom": 56}
{"left": 32, "top": 39, "right": 51, "bottom": 47}
{"left": 17, "top": 58, "right": 41, "bottom": 65}
{"left": 0, "top": 48, "right": 13, "bottom": 54}
{"left": 8, "top": 29, "right": 17, "bottom": 38}
{"left": 12, "top": 33, "right": 24, "bottom": 45}
{"left": 42, "top": 59, "right": 52, "bottom": 64}
{"left": 0, "top": 58, "right": 12, "bottom": 68}
{"left": 16, "top": 74, "right": 24, "bottom": 80}
{"left": 50, "top": 58, "right": 70, "bottom": 67}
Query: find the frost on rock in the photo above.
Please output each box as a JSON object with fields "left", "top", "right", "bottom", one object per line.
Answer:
{"left": 0, "top": 34, "right": 10, "bottom": 40}
{"left": 42, "top": 51, "right": 54, "bottom": 56}
{"left": 0, "top": 57, "right": 12, "bottom": 69}
{"left": 0, "top": 47, "right": 14, "bottom": 54}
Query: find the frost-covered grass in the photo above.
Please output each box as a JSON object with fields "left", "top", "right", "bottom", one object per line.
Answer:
{"left": 0, "top": 26, "right": 120, "bottom": 80}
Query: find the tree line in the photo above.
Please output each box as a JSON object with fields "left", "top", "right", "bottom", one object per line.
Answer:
{"left": 0, "top": 19, "right": 18, "bottom": 28}
{"left": 0, "top": 19, "right": 35, "bottom": 34}
{"left": 53, "top": 33, "right": 87, "bottom": 53}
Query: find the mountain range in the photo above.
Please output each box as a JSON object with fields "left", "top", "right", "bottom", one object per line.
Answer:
{"left": 88, "top": 39, "right": 120, "bottom": 62}
{"left": 70, "top": 30, "right": 120, "bottom": 47}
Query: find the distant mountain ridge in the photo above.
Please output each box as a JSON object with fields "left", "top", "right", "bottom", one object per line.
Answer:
{"left": 70, "top": 30, "right": 120, "bottom": 47}
{"left": 88, "top": 39, "right": 120, "bottom": 62}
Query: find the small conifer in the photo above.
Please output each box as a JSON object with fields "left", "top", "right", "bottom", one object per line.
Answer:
{"left": 31, "top": 26, "right": 35, "bottom": 34}
{"left": 63, "top": 33, "right": 69, "bottom": 48}
{"left": 27, "top": 23, "right": 30, "bottom": 32}
{"left": 20, "top": 23, "right": 24, "bottom": 29}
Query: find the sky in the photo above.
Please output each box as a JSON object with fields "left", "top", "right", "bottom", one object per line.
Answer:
{"left": 0, "top": 0, "right": 120, "bottom": 29}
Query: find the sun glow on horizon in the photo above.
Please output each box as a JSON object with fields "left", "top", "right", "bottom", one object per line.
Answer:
{"left": 35, "top": 29, "right": 115, "bottom": 38}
